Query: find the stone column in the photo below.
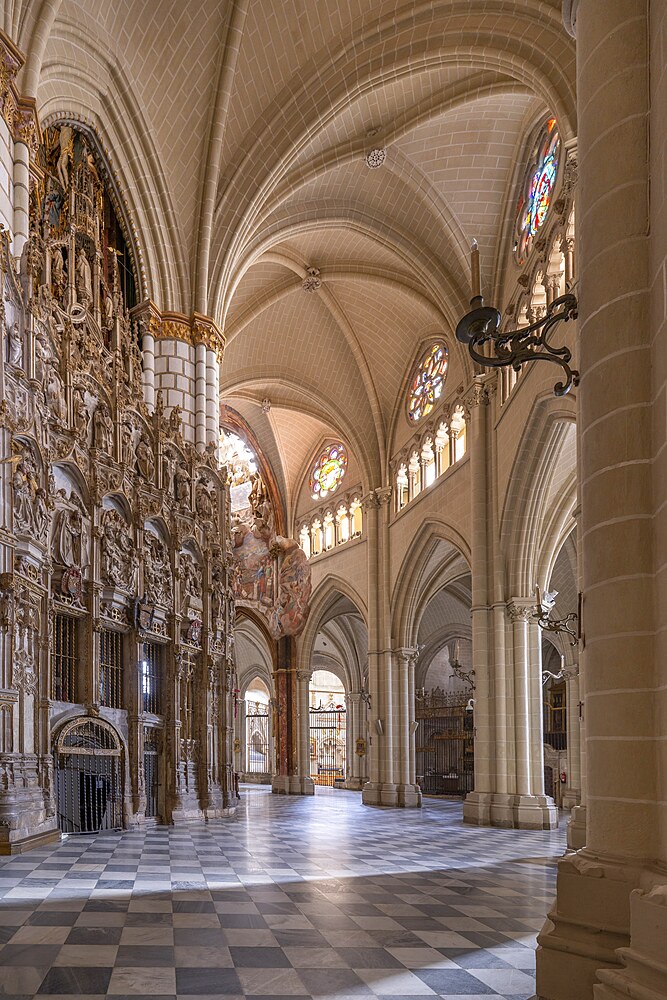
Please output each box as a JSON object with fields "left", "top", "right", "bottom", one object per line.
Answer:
{"left": 561, "top": 663, "right": 581, "bottom": 813}
{"left": 394, "top": 648, "right": 421, "bottom": 807}
{"left": 536, "top": 3, "right": 667, "bottom": 998}
{"left": 194, "top": 342, "right": 207, "bottom": 453}
{"left": 295, "top": 668, "right": 314, "bottom": 795}
{"left": 344, "top": 691, "right": 367, "bottom": 790}
{"left": 462, "top": 376, "right": 494, "bottom": 825}
{"left": 361, "top": 487, "right": 397, "bottom": 806}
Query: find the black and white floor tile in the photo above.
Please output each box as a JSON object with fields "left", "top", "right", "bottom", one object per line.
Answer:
{"left": 0, "top": 785, "right": 565, "bottom": 999}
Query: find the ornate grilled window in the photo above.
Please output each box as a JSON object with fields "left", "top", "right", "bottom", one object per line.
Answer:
{"left": 142, "top": 641, "right": 163, "bottom": 715}
{"left": 99, "top": 629, "right": 123, "bottom": 709}
{"left": 52, "top": 613, "right": 79, "bottom": 703}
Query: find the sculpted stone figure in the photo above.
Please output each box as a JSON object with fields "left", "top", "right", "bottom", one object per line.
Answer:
{"left": 101, "top": 509, "right": 136, "bottom": 590}
{"left": 180, "top": 552, "right": 202, "bottom": 603}
{"left": 54, "top": 507, "right": 84, "bottom": 567}
{"left": 94, "top": 403, "right": 113, "bottom": 453}
{"left": 136, "top": 436, "right": 155, "bottom": 482}
{"left": 50, "top": 246, "right": 65, "bottom": 297}
{"left": 175, "top": 463, "right": 191, "bottom": 506}
{"left": 56, "top": 125, "right": 73, "bottom": 192}
{"left": 75, "top": 252, "right": 92, "bottom": 308}
{"left": 73, "top": 391, "right": 90, "bottom": 444}
{"left": 144, "top": 533, "right": 172, "bottom": 606}
{"left": 7, "top": 322, "right": 22, "bottom": 367}
{"left": 121, "top": 422, "right": 135, "bottom": 468}
{"left": 195, "top": 480, "right": 214, "bottom": 520}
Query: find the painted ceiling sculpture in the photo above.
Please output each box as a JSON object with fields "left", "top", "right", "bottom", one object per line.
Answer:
{"left": 221, "top": 432, "right": 312, "bottom": 640}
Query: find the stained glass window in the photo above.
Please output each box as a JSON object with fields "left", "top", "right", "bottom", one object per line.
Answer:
{"left": 407, "top": 343, "right": 449, "bottom": 423}
{"left": 310, "top": 443, "right": 347, "bottom": 500}
{"left": 515, "top": 118, "right": 560, "bottom": 264}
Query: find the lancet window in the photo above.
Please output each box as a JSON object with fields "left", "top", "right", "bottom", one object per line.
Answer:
{"left": 394, "top": 403, "right": 468, "bottom": 512}
{"left": 297, "top": 491, "right": 363, "bottom": 559}
{"left": 514, "top": 117, "right": 560, "bottom": 264}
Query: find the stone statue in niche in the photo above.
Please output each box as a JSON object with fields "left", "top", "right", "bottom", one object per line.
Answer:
{"left": 94, "top": 403, "right": 113, "bottom": 453}
{"left": 44, "top": 364, "right": 66, "bottom": 423}
{"left": 75, "top": 251, "right": 92, "bottom": 309}
{"left": 121, "top": 422, "right": 135, "bottom": 469}
{"left": 101, "top": 509, "right": 136, "bottom": 591}
{"left": 50, "top": 246, "right": 65, "bottom": 298}
{"left": 73, "top": 390, "right": 90, "bottom": 445}
{"left": 54, "top": 506, "right": 85, "bottom": 568}
{"left": 7, "top": 322, "right": 22, "bottom": 367}
{"left": 180, "top": 552, "right": 202, "bottom": 603}
{"left": 12, "top": 456, "right": 36, "bottom": 533}
{"left": 33, "top": 488, "right": 50, "bottom": 537}
{"left": 195, "top": 479, "right": 214, "bottom": 520}
{"left": 104, "top": 290, "right": 114, "bottom": 331}
{"left": 56, "top": 125, "right": 73, "bottom": 192}
{"left": 169, "top": 405, "right": 183, "bottom": 437}
{"left": 136, "top": 436, "right": 154, "bottom": 482}
{"left": 175, "top": 463, "right": 191, "bottom": 506}
{"left": 144, "top": 533, "right": 172, "bottom": 606}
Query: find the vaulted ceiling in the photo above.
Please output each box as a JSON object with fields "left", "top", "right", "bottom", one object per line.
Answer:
{"left": 10, "top": 0, "right": 576, "bottom": 529}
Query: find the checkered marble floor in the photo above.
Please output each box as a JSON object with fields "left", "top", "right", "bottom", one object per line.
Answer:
{"left": 0, "top": 785, "right": 565, "bottom": 999}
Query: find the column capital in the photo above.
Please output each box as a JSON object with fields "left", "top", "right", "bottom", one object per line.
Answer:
{"left": 394, "top": 646, "right": 420, "bottom": 665}
{"left": 507, "top": 599, "right": 536, "bottom": 623}
{"left": 462, "top": 374, "right": 495, "bottom": 412}
{"left": 361, "top": 485, "right": 392, "bottom": 511}
{"left": 295, "top": 669, "right": 311, "bottom": 682}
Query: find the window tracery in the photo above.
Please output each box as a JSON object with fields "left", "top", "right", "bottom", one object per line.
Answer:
{"left": 407, "top": 343, "right": 449, "bottom": 423}
{"left": 297, "top": 491, "right": 363, "bottom": 559}
{"left": 393, "top": 401, "right": 468, "bottom": 512}
{"left": 310, "top": 443, "right": 347, "bottom": 500}
{"left": 514, "top": 117, "right": 560, "bottom": 264}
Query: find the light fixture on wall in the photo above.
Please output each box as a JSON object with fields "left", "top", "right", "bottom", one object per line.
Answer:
{"left": 455, "top": 241, "right": 579, "bottom": 397}
{"left": 534, "top": 586, "right": 579, "bottom": 646}
{"left": 450, "top": 640, "right": 475, "bottom": 691}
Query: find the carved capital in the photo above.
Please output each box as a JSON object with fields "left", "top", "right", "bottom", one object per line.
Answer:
{"left": 507, "top": 600, "right": 536, "bottom": 624}
{"left": 361, "top": 486, "right": 392, "bottom": 511}
{"left": 395, "top": 646, "right": 420, "bottom": 666}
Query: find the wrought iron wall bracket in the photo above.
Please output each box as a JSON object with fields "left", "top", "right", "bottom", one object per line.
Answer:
{"left": 533, "top": 608, "right": 579, "bottom": 646}
{"left": 456, "top": 293, "right": 579, "bottom": 397}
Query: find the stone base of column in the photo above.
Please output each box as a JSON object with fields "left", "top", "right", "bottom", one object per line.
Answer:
{"left": 343, "top": 777, "right": 366, "bottom": 791}
{"left": 0, "top": 824, "right": 60, "bottom": 855}
{"left": 566, "top": 804, "right": 586, "bottom": 850}
{"left": 594, "top": 883, "right": 667, "bottom": 1000}
{"left": 362, "top": 781, "right": 398, "bottom": 806}
{"left": 271, "top": 774, "right": 315, "bottom": 796}
{"left": 561, "top": 786, "right": 580, "bottom": 811}
{"left": 534, "top": 854, "right": 667, "bottom": 1000}
{"left": 463, "top": 792, "right": 558, "bottom": 829}
{"left": 396, "top": 783, "right": 422, "bottom": 807}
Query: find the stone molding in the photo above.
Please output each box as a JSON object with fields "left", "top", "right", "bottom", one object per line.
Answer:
{"left": 132, "top": 302, "right": 225, "bottom": 362}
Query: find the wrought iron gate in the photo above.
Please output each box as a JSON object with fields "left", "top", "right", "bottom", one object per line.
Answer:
{"left": 309, "top": 706, "right": 346, "bottom": 786}
{"left": 55, "top": 718, "right": 123, "bottom": 833}
{"left": 143, "top": 727, "right": 160, "bottom": 818}
{"left": 245, "top": 701, "right": 270, "bottom": 773}
{"left": 415, "top": 691, "right": 474, "bottom": 796}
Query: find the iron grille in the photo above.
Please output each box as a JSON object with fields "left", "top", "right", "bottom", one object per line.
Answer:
{"left": 309, "top": 706, "right": 346, "bottom": 786}
{"left": 99, "top": 629, "right": 123, "bottom": 708}
{"left": 245, "top": 701, "right": 270, "bottom": 773}
{"left": 55, "top": 718, "right": 123, "bottom": 834}
{"left": 52, "top": 613, "right": 78, "bottom": 703}
{"left": 415, "top": 692, "right": 474, "bottom": 797}
{"left": 142, "top": 641, "right": 163, "bottom": 715}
